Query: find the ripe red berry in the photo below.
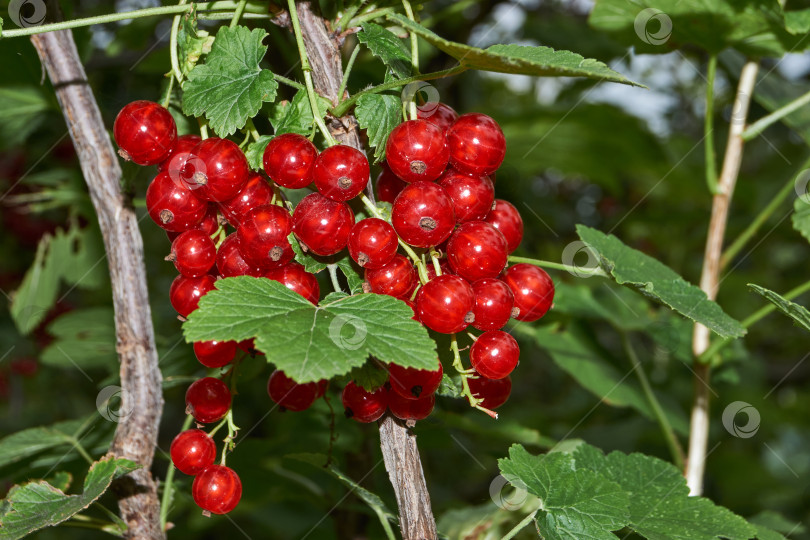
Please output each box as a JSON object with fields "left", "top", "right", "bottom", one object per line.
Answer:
{"left": 502, "top": 264, "right": 554, "bottom": 322}
{"left": 470, "top": 330, "right": 520, "bottom": 380}
{"left": 417, "top": 102, "right": 459, "bottom": 133}
{"left": 391, "top": 182, "right": 455, "bottom": 248}
{"left": 192, "top": 465, "right": 242, "bottom": 515}
{"left": 312, "top": 144, "right": 370, "bottom": 201}
{"left": 446, "top": 221, "right": 508, "bottom": 282}
{"left": 237, "top": 204, "right": 294, "bottom": 269}
{"left": 388, "top": 391, "right": 435, "bottom": 421}
{"left": 416, "top": 274, "right": 475, "bottom": 334}
{"left": 292, "top": 193, "right": 355, "bottom": 256}
{"left": 264, "top": 262, "right": 320, "bottom": 304}
{"left": 385, "top": 120, "right": 449, "bottom": 183}
{"left": 146, "top": 172, "right": 207, "bottom": 232}
{"left": 169, "top": 229, "right": 216, "bottom": 277}
{"left": 342, "top": 381, "right": 388, "bottom": 423}
{"left": 376, "top": 163, "right": 407, "bottom": 204}
{"left": 187, "top": 138, "right": 249, "bottom": 202}
{"left": 263, "top": 133, "right": 318, "bottom": 189}
{"left": 216, "top": 234, "right": 264, "bottom": 278}
{"left": 168, "top": 204, "right": 221, "bottom": 243}
{"left": 193, "top": 340, "right": 238, "bottom": 368}
{"left": 446, "top": 113, "right": 506, "bottom": 176}
{"left": 170, "top": 274, "right": 216, "bottom": 317}
{"left": 471, "top": 278, "right": 515, "bottom": 331}
{"left": 113, "top": 100, "right": 177, "bottom": 165}
{"left": 424, "top": 259, "right": 453, "bottom": 281}
{"left": 220, "top": 174, "right": 274, "bottom": 228}
{"left": 159, "top": 134, "right": 201, "bottom": 172}
{"left": 170, "top": 429, "right": 216, "bottom": 475}
{"left": 468, "top": 374, "right": 511, "bottom": 410}
{"left": 185, "top": 377, "right": 231, "bottom": 423}
{"left": 267, "top": 370, "right": 320, "bottom": 412}
{"left": 484, "top": 200, "right": 523, "bottom": 253}
{"left": 437, "top": 169, "right": 495, "bottom": 223}
{"left": 364, "top": 254, "right": 416, "bottom": 299}
{"left": 348, "top": 218, "right": 398, "bottom": 269}
{"left": 388, "top": 361, "right": 443, "bottom": 400}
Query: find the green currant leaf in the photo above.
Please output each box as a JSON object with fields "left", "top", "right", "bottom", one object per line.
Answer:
{"left": 355, "top": 93, "right": 402, "bottom": 162}
{"left": 748, "top": 511, "right": 805, "bottom": 540}
{"left": 183, "top": 277, "right": 437, "bottom": 382}
{"left": 289, "top": 232, "right": 329, "bottom": 274}
{"left": 0, "top": 417, "right": 94, "bottom": 469}
{"left": 40, "top": 308, "right": 117, "bottom": 370}
{"left": 268, "top": 89, "right": 330, "bottom": 136}
{"left": 182, "top": 25, "right": 278, "bottom": 137}
{"left": 336, "top": 257, "right": 365, "bottom": 295}
{"left": 436, "top": 373, "right": 462, "bottom": 398}
{"left": 244, "top": 135, "right": 273, "bottom": 171}
{"left": 792, "top": 196, "right": 810, "bottom": 243}
{"left": 176, "top": 6, "right": 213, "bottom": 78}
{"left": 349, "top": 360, "right": 389, "bottom": 391}
{"left": 749, "top": 284, "right": 810, "bottom": 333}
{"left": 357, "top": 23, "right": 412, "bottom": 79}
{"left": 0, "top": 86, "right": 52, "bottom": 148}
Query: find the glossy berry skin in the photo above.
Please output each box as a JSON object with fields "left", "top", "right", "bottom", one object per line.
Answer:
{"left": 416, "top": 274, "right": 475, "bottom": 334}
{"left": 267, "top": 370, "right": 320, "bottom": 412}
{"left": 502, "top": 264, "right": 555, "bottom": 322}
{"left": 167, "top": 203, "right": 220, "bottom": 243}
{"left": 385, "top": 120, "right": 449, "bottom": 183}
{"left": 364, "top": 254, "right": 416, "bottom": 299}
{"left": 188, "top": 138, "right": 249, "bottom": 202}
{"left": 265, "top": 262, "right": 320, "bottom": 305}
{"left": 470, "top": 330, "right": 520, "bottom": 380}
{"left": 312, "top": 145, "right": 370, "bottom": 201}
{"left": 216, "top": 234, "right": 264, "bottom": 278}
{"left": 146, "top": 172, "right": 207, "bottom": 232}
{"left": 348, "top": 218, "right": 398, "bottom": 269}
{"left": 113, "top": 100, "right": 177, "bottom": 165}
{"left": 221, "top": 174, "right": 274, "bottom": 228}
{"left": 262, "top": 133, "right": 317, "bottom": 189}
{"left": 170, "top": 429, "right": 216, "bottom": 475}
{"left": 237, "top": 204, "right": 294, "bottom": 269}
{"left": 389, "top": 361, "right": 443, "bottom": 400}
{"left": 292, "top": 193, "right": 355, "bottom": 256}
{"left": 170, "top": 274, "right": 216, "bottom": 317}
{"left": 170, "top": 230, "right": 216, "bottom": 277}
{"left": 468, "top": 374, "right": 511, "bottom": 410}
{"left": 192, "top": 465, "right": 242, "bottom": 515}
{"left": 471, "top": 278, "right": 515, "bottom": 331}
{"left": 193, "top": 340, "right": 238, "bottom": 368}
{"left": 447, "top": 221, "right": 508, "bottom": 282}
{"left": 438, "top": 169, "right": 495, "bottom": 223}
{"left": 446, "top": 113, "right": 506, "bottom": 176}
{"left": 391, "top": 182, "right": 455, "bottom": 248}
{"left": 485, "top": 200, "right": 523, "bottom": 253}
{"left": 158, "top": 134, "right": 201, "bottom": 172}
{"left": 388, "top": 391, "right": 435, "bottom": 421}
{"left": 185, "top": 377, "right": 231, "bottom": 423}
{"left": 376, "top": 164, "right": 407, "bottom": 204}
{"left": 341, "top": 381, "right": 388, "bottom": 423}
{"left": 417, "top": 102, "right": 459, "bottom": 133}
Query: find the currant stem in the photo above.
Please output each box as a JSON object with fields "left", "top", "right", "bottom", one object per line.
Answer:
{"left": 429, "top": 247, "right": 442, "bottom": 276}
{"left": 501, "top": 503, "right": 542, "bottom": 540}
{"left": 743, "top": 87, "right": 810, "bottom": 141}
{"left": 506, "top": 255, "right": 607, "bottom": 277}
{"left": 402, "top": 0, "right": 420, "bottom": 120}
{"left": 337, "top": 44, "right": 362, "bottom": 104}
{"left": 160, "top": 414, "right": 194, "bottom": 529}
{"left": 348, "top": 7, "right": 398, "bottom": 27}
{"left": 704, "top": 55, "right": 718, "bottom": 194}
{"left": 451, "top": 334, "right": 498, "bottom": 419}
{"left": 272, "top": 73, "right": 306, "bottom": 91}
{"left": 198, "top": 117, "right": 209, "bottom": 139}
{"left": 327, "top": 264, "right": 344, "bottom": 293}
{"left": 228, "top": 0, "right": 248, "bottom": 28}
{"left": 359, "top": 194, "right": 422, "bottom": 265}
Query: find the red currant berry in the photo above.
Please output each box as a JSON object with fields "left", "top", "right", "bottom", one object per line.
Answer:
{"left": 437, "top": 169, "right": 495, "bottom": 223}
{"left": 391, "top": 182, "right": 455, "bottom": 248}
{"left": 169, "top": 230, "right": 216, "bottom": 277}
{"left": 192, "top": 465, "right": 242, "bottom": 515}
{"left": 187, "top": 138, "right": 249, "bottom": 202}
{"left": 170, "top": 429, "right": 216, "bottom": 475}
{"left": 470, "top": 330, "right": 519, "bottom": 380}
{"left": 388, "top": 360, "right": 443, "bottom": 400}
{"left": 417, "top": 102, "right": 459, "bottom": 133}
{"left": 364, "top": 254, "right": 416, "bottom": 299}
{"left": 312, "top": 144, "right": 370, "bottom": 201}
{"left": 502, "top": 264, "right": 554, "bottom": 322}
{"left": 237, "top": 204, "right": 294, "bottom": 269}
{"left": 262, "top": 133, "right": 318, "bottom": 189}
{"left": 267, "top": 370, "right": 320, "bottom": 412}
{"left": 158, "top": 134, "right": 201, "bottom": 172}
{"left": 446, "top": 221, "right": 508, "bottom": 282}
{"left": 113, "top": 100, "right": 177, "bottom": 165}
{"left": 193, "top": 340, "right": 238, "bottom": 369}
{"left": 170, "top": 274, "right": 216, "bottom": 317}
{"left": 185, "top": 377, "right": 231, "bottom": 423}
{"left": 376, "top": 163, "right": 407, "bottom": 204}
{"left": 348, "top": 218, "right": 398, "bottom": 269}
{"left": 446, "top": 113, "right": 506, "bottom": 176}
{"left": 316, "top": 379, "right": 329, "bottom": 398}
{"left": 388, "top": 391, "right": 435, "bottom": 421}
{"left": 342, "top": 381, "right": 388, "bottom": 423}
{"left": 264, "top": 262, "right": 320, "bottom": 305}
{"left": 385, "top": 120, "right": 449, "bottom": 183}
{"left": 292, "top": 193, "right": 355, "bottom": 256}
{"left": 484, "top": 200, "right": 523, "bottom": 253}
{"left": 468, "top": 374, "right": 511, "bottom": 410}
{"left": 425, "top": 259, "right": 453, "bottom": 281}
{"left": 220, "top": 174, "right": 274, "bottom": 228}
{"left": 416, "top": 274, "right": 475, "bottom": 334}
{"left": 471, "top": 278, "right": 515, "bottom": 331}
{"left": 146, "top": 172, "right": 207, "bottom": 232}
{"left": 216, "top": 234, "right": 264, "bottom": 278}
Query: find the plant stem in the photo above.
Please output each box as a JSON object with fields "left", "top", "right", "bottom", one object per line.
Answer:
{"left": 705, "top": 55, "right": 718, "bottom": 193}
{"left": 338, "top": 3, "right": 363, "bottom": 32}
{"left": 743, "top": 88, "right": 810, "bottom": 141}
{"left": 169, "top": 0, "right": 188, "bottom": 84}
{"left": 328, "top": 264, "right": 343, "bottom": 293}
{"left": 501, "top": 505, "right": 540, "bottom": 540}
{"left": 337, "top": 44, "right": 361, "bottom": 103}
{"left": 402, "top": 0, "right": 419, "bottom": 120}
{"left": 228, "top": 0, "right": 248, "bottom": 27}
{"left": 507, "top": 255, "right": 607, "bottom": 277}
{"left": 161, "top": 75, "right": 175, "bottom": 108}
{"left": 273, "top": 73, "right": 306, "bottom": 91}
{"left": 349, "top": 7, "right": 398, "bottom": 27}
{"left": 160, "top": 415, "right": 193, "bottom": 530}
{"left": 451, "top": 335, "right": 498, "bottom": 419}
{"left": 359, "top": 194, "right": 422, "bottom": 264}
